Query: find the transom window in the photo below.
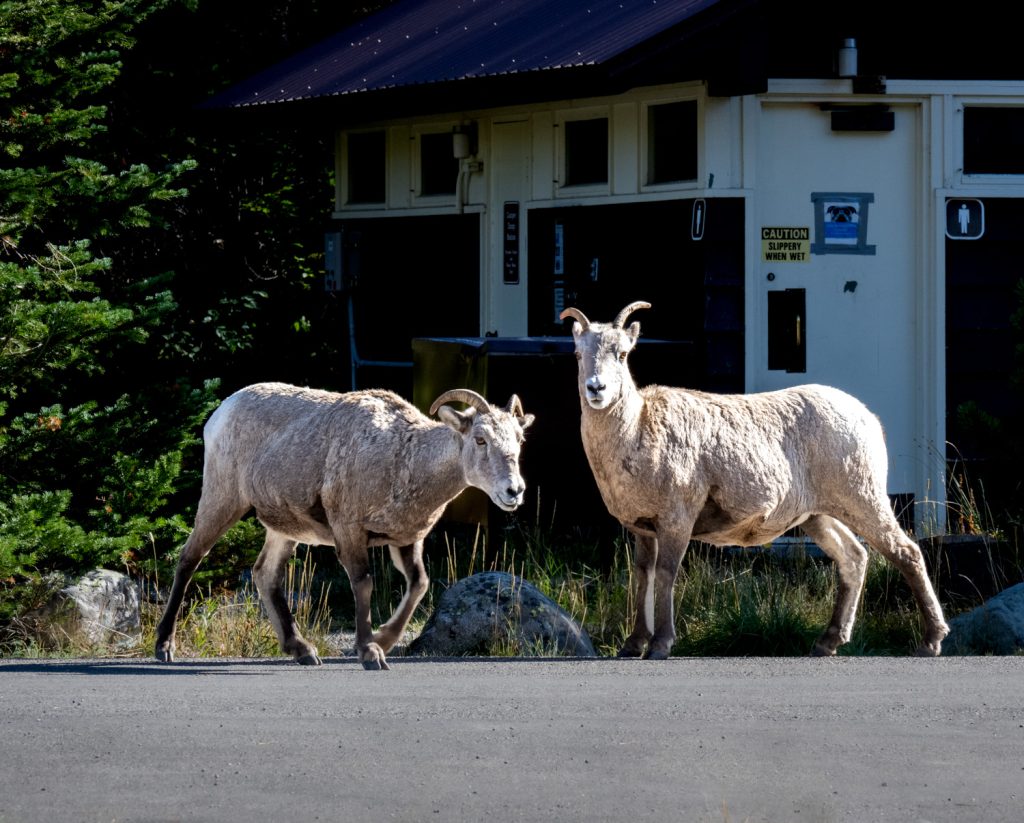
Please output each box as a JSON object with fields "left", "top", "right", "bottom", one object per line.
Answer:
{"left": 346, "top": 130, "right": 385, "bottom": 204}
{"left": 420, "top": 132, "right": 459, "bottom": 195}
{"left": 564, "top": 118, "right": 608, "bottom": 186}
{"left": 647, "top": 100, "right": 698, "bottom": 185}
{"left": 964, "top": 107, "right": 1024, "bottom": 175}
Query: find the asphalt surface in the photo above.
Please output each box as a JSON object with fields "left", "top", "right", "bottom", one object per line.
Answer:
{"left": 1, "top": 655, "right": 1022, "bottom": 822}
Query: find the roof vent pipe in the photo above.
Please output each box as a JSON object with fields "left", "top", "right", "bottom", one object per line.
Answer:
{"left": 838, "top": 38, "right": 858, "bottom": 78}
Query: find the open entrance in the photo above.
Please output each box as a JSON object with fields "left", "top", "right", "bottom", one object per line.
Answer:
{"left": 527, "top": 198, "right": 744, "bottom": 392}
{"left": 334, "top": 214, "right": 480, "bottom": 395}
{"left": 945, "top": 197, "right": 1024, "bottom": 523}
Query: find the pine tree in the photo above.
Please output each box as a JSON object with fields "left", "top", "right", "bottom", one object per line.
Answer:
{"left": 0, "top": 0, "right": 213, "bottom": 596}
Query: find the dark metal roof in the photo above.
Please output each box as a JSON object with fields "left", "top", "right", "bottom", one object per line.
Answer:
{"left": 209, "top": 0, "right": 724, "bottom": 108}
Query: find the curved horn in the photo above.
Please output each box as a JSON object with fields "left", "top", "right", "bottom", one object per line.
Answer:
{"left": 613, "top": 301, "right": 652, "bottom": 329}
{"left": 559, "top": 307, "right": 590, "bottom": 329}
{"left": 505, "top": 394, "right": 524, "bottom": 418}
{"left": 429, "top": 389, "right": 491, "bottom": 417}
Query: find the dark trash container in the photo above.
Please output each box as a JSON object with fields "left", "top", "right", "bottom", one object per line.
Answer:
{"left": 412, "top": 336, "right": 696, "bottom": 549}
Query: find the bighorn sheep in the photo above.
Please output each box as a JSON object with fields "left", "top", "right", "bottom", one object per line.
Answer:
{"left": 154, "top": 383, "right": 534, "bottom": 670}
{"left": 560, "top": 302, "right": 949, "bottom": 658}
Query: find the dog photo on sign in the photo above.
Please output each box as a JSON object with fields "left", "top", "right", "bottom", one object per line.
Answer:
{"left": 824, "top": 200, "right": 860, "bottom": 245}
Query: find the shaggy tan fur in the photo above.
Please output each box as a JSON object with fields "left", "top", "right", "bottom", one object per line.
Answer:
{"left": 562, "top": 302, "right": 948, "bottom": 659}
{"left": 155, "top": 383, "right": 533, "bottom": 670}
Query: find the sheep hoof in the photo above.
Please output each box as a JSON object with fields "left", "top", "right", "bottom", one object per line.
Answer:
{"left": 617, "top": 636, "right": 649, "bottom": 658}
{"left": 360, "top": 643, "right": 391, "bottom": 671}
{"left": 914, "top": 641, "right": 942, "bottom": 657}
{"left": 643, "top": 648, "right": 670, "bottom": 661}
{"left": 810, "top": 643, "right": 837, "bottom": 657}
{"left": 296, "top": 652, "right": 322, "bottom": 666}
{"left": 154, "top": 646, "right": 174, "bottom": 663}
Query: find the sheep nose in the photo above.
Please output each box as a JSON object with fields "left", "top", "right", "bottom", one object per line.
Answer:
{"left": 586, "top": 380, "right": 605, "bottom": 396}
{"left": 507, "top": 483, "right": 524, "bottom": 499}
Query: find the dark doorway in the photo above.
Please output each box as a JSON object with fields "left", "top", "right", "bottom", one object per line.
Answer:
{"left": 336, "top": 214, "right": 480, "bottom": 396}
{"left": 527, "top": 198, "right": 744, "bottom": 392}
{"left": 945, "top": 197, "right": 1024, "bottom": 521}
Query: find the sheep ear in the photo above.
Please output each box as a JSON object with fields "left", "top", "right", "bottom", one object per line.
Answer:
{"left": 519, "top": 413, "right": 536, "bottom": 430}
{"left": 571, "top": 321, "right": 583, "bottom": 338}
{"left": 437, "top": 405, "right": 476, "bottom": 434}
{"left": 626, "top": 321, "right": 641, "bottom": 345}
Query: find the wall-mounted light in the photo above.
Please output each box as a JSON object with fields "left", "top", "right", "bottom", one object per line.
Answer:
{"left": 452, "top": 123, "right": 477, "bottom": 159}
{"left": 837, "top": 37, "right": 858, "bottom": 78}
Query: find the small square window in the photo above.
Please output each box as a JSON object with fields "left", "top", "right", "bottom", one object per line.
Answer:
{"left": 648, "top": 101, "right": 697, "bottom": 184}
{"left": 964, "top": 107, "right": 1024, "bottom": 174}
{"left": 420, "top": 132, "right": 459, "bottom": 195}
{"left": 564, "top": 118, "right": 608, "bottom": 186}
{"left": 347, "top": 131, "right": 385, "bottom": 204}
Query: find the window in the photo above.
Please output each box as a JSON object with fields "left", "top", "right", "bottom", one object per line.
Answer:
{"left": 346, "top": 131, "right": 385, "bottom": 204}
{"left": 420, "top": 132, "right": 459, "bottom": 195}
{"left": 647, "top": 101, "right": 697, "bottom": 184}
{"left": 964, "top": 107, "right": 1024, "bottom": 174}
{"left": 564, "top": 118, "right": 608, "bottom": 186}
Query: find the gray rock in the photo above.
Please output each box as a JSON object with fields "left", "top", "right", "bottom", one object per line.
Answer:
{"left": 942, "top": 582, "right": 1024, "bottom": 655}
{"left": 407, "top": 571, "right": 597, "bottom": 657}
{"left": 29, "top": 569, "right": 142, "bottom": 647}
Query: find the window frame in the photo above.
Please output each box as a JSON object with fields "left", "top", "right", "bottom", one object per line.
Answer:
{"left": 414, "top": 124, "right": 461, "bottom": 200}
{"left": 556, "top": 108, "right": 611, "bottom": 194}
{"left": 340, "top": 128, "right": 388, "bottom": 208}
{"left": 957, "top": 99, "right": 1024, "bottom": 185}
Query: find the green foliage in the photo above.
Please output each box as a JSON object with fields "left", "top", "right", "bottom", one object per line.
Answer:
{"left": 186, "top": 516, "right": 266, "bottom": 590}
{"left": 0, "top": 1, "right": 216, "bottom": 622}
{"left": 0, "top": 0, "right": 398, "bottom": 637}
{"left": 0, "top": 382, "right": 218, "bottom": 590}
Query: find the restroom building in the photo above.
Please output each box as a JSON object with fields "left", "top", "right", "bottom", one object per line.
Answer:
{"left": 212, "top": 0, "right": 1024, "bottom": 532}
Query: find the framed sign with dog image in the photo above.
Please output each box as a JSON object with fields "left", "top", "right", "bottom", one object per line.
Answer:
{"left": 810, "top": 192, "right": 875, "bottom": 255}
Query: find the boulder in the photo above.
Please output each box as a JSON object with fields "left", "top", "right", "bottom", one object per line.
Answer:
{"left": 407, "top": 571, "right": 597, "bottom": 657}
{"left": 942, "top": 581, "right": 1024, "bottom": 655}
{"left": 28, "top": 569, "right": 142, "bottom": 648}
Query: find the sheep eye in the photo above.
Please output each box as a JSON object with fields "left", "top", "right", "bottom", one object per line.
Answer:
{"left": 618, "top": 351, "right": 627, "bottom": 362}
{"left": 574, "top": 351, "right": 582, "bottom": 361}
{"left": 474, "top": 436, "right": 486, "bottom": 446}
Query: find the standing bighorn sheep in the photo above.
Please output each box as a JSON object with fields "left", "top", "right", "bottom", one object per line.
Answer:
{"left": 154, "top": 382, "right": 534, "bottom": 670}
{"left": 560, "top": 301, "right": 949, "bottom": 658}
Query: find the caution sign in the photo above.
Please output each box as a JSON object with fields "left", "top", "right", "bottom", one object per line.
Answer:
{"left": 762, "top": 227, "right": 810, "bottom": 262}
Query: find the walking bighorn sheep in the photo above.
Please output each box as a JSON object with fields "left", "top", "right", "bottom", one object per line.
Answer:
{"left": 560, "top": 302, "right": 949, "bottom": 658}
{"left": 154, "top": 383, "right": 534, "bottom": 670}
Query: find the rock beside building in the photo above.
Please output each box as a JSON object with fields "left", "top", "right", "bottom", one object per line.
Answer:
{"left": 408, "top": 571, "right": 596, "bottom": 658}
{"left": 26, "top": 569, "right": 142, "bottom": 648}
{"left": 942, "top": 582, "right": 1024, "bottom": 655}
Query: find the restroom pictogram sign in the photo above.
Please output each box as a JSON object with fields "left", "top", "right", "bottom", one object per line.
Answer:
{"left": 946, "top": 198, "right": 984, "bottom": 240}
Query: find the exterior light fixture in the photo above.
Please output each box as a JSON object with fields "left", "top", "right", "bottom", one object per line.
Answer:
{"left": 452, "top": 123, "right": 476, "bottom": 159}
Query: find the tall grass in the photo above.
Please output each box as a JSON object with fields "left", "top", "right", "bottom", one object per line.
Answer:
{"left": 7, "top": 476, "right": 1019, "bottom": 659}
{"left": 4, "top": 550, "right": 333, "bottom": 660}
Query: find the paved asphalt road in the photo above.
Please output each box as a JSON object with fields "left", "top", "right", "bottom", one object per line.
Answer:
{"left": 0, "top": 655, "right": 1021, "bottom": 822}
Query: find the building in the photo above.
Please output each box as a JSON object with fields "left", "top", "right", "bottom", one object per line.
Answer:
{"left": 210, "top": 0, "right": 1024, "bottom": 533}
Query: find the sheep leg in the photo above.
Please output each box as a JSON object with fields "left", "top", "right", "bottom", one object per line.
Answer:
{"left": 252, "top": 530, "right": 321, "bottom": 665}
{"left": 847, "top": 506, "right": 950, "bottom": 656}
{"left": 619, "top": 534, "right": 657, "bottom": 657}
{"left": 800, "top": 515, "right": 868, "bottom": 656}
{"left": 336, "top": 541, "right": 390, "bottom": 671}
{"left": 373, "top": 542, "right": 428, "bottom": 654}
{"left": 154, "top": 498, "right": 248, "bottom": 662}
{"left": 644, "top": 533, "right": 690, "bottom": 660}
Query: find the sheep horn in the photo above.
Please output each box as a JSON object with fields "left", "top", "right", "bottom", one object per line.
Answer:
{"left": 505, "top": 394, "right": 524, "bottom": 417}
{"left": 429, "top": 389, "right": 491, "bottom": 417}
{"left": 559, "top": 307, "right": 590, "bottom": 329}
{"left": 613, "top": 301, "right": 652, "bottom": 329}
